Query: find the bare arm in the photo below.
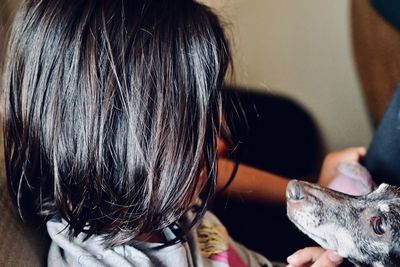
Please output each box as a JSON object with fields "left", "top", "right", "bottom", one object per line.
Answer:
{"left": 216, "top": 158, "right": 289, "bottom": 205}
{"left": 216, "top": 147, "right": 367, "bottom": 206}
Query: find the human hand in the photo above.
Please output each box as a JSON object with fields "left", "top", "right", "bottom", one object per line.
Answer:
{"left": 318, "top": 147, "right": 366, "bottom": 187}
{"left": 327, "top": 162, "right": 374, "bottom": 195}
{"left": 287, "top": 247, "right": 343, "bottom": 267}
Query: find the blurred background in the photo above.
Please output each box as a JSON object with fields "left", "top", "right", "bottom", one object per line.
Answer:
{"left": 206, "top": 0, "right": 373, "bottom": 152}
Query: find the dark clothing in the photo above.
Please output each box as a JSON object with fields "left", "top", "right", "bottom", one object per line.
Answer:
{"left": 371, "top": 0, "right": 400, "bottom": 29}
{"left": 364, "top": 82, "right": 400, "bottom": 185}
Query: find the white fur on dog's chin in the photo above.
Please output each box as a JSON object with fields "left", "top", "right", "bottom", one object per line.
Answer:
{"left": 290, "top": 212, "right": 391, "bottom": 264}
{"left": 289, "top": 210, "right": 366, "bottom": 261}
{"left": 317, "top": 224, "right": 362, "bottom": 259}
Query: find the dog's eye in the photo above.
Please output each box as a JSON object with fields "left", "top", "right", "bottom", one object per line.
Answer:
{"left": 370, "top": 216, "right": 386, "bottom": 235}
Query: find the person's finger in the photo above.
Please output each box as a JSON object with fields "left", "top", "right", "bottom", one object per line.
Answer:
{"left": 334, "top": 147, "right": 367, "bottom": 163}
{"left": 287, "top": 247, "right": 325, "bottom": 265}
{"left": 311, "top": 250, "right": 343, "bottom": 267}
{"left": 344, "top": 146, "right": 366, "bottom": 161}
{"left": 318, "top": 147, "right": 367, "bottom": 186}
{"left": 356, "top": 146, "right": 367, "bottom": 156}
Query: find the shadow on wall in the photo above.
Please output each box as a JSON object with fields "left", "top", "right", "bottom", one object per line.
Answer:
{"left": 212, "top": 87, "right": 326, "bottom": 262}
{"left": 223, "top": 86, "right": 325, "bottom": 179}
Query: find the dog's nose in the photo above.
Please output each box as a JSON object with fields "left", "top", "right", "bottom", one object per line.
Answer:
{"left": 286, "top": 180, "right": 305, "bottom": 201}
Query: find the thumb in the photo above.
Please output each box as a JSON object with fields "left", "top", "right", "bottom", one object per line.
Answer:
{"left": 312, "top": 250, "right": 343, "bottom": 267}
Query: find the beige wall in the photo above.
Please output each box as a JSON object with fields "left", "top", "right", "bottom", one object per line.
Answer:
{"left": 206, "top": 0, "right": 373, "bottom": 151}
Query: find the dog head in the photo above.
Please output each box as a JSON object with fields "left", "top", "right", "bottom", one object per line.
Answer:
{"left": 287, "top": 180, "right": 400, "bottom": 267}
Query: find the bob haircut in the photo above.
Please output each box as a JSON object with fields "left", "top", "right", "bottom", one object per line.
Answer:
{"left": 3, "top": 0, "right": 232, "bottom": 246}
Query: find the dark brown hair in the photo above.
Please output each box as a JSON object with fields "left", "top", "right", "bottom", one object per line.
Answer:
{"left": 3, "top": 0, "right": 231, "bottom": 246}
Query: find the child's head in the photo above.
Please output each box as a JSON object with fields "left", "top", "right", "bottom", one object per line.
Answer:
{"left": 3, "top": 0, "right": 231, "bottom": 246}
